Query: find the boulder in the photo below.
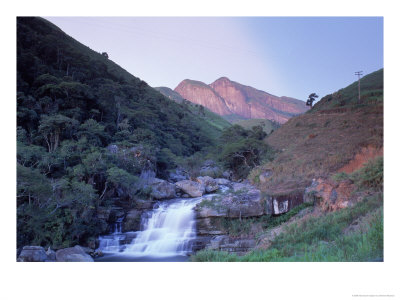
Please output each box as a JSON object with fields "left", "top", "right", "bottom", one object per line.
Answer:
{"left": 56, "top": 245, "right": 94, "bottom": 262}
{"left": 149, "top": 178, "right": 176, "bottom": 200}
{"left": 18, "top": 246, "right": 48, "bottom": 262}
{"left": 175, "top": 180, "right": 205, "bottom": 197}
{"left": 195, "top": 183, "right": 264, "bottom": 219}
{"left": 215, "top": 178, "right": 231, "bottom": 185}
{"left": 222, "top": 170, "right": 233, "bottom": 180}
{"left": 196, "top": 176, "right": 219, "bottom": 193}
{"left": 168, "top": 167, "right": 189, "bottom": 182}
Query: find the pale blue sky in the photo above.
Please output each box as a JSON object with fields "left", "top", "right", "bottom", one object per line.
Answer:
{"left": 45, "top": 17, "right": 383, "bottom": 101}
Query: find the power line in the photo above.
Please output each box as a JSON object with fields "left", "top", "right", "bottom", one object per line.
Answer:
{"left": 355, "top": 71, "right": 363, "bottom": 103}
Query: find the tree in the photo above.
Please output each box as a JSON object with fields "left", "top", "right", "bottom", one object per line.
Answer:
{"left": 78, "top": 119, "right": 108, "bottom": 146}
{"left": 101, "top": 52, "right": 109, "bottom": 59}
{"left": 218, "top": 125, "right": 270, "bottom": 178}
{"left": 38, "top": 114, "right": 78, "bottom": 152}
{"left": 306, "top": 93, "right": 319, "bottom": 107}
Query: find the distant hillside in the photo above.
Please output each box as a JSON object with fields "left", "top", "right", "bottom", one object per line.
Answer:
{"left": 174, "top": 77, "right": 308, "bottom": 124}
{"left": 154, "top": 86, "right": 185, "bottom": 103}
{"left": 312, "top": 69, "right": 383, "bottom": 111}
{"left": 234, "top": 119, "right": 280, "bottom": 135}
{"left": 252, "top": 69, "right": 383, "bottom": 195}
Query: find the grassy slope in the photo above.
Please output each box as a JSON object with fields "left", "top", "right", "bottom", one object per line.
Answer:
{"left": 253, "top": 69, "right": 383, "bottom": 194}
{"left": 234, "top": 118, "right": 280, "bottom": 134}
{"left": 192, "top": 195, "right": 383, "bottom": 262}
{"left": 192, "top": 158, "right": 383, "bottom": 262}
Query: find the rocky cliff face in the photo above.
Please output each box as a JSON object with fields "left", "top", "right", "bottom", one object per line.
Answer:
{"left": 174, "top": 79, "right": 232, "bottom": 115}
{"left": 173, "top": 77, "right": 308, "bottom": 124}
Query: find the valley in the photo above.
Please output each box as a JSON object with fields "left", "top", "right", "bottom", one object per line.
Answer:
{"left": 16, "top": 17, "right": 383, "bottom": 263}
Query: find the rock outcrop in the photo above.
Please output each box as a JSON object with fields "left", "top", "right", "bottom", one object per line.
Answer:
{"left": 168, "top": 167, "right": 189, "bottom": 183}
{"left": 17, "top": 246, "right": 48, "bottom": 262}
{"left": 304, "top": 178, "right": 357, "bottom": 212}
{"left": 175, "top": 180, "right": 205, "bottom": 197}
{"left": 264, "top": 192, "right": 304, "bottom": 215}
{"left": 174, "top": 79, "right": 232, "bottom": 115}
{"left": 55, "top": 245, "right": 94, "bottom": 262}
{"left": 123, "top": 209, "right": 142, "bottom": 232}
{"left": 195, "top": 182, "right": 265, "bottom": 238}
{"left": 173, "top": 77, "right": 308, "bottom": 124}
{"left": 149, "top": 178, "right": 176, "bottom": 200}
{"left": 196, "top": 176, "right": 218, "bottom": 193}
{"left": 205, "top": 235, "right": 256, "bottom": 255}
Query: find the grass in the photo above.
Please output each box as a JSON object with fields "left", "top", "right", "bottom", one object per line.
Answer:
{"left": 312, "top": 69, "right": 383, "bottom": 112}
{"left": 331, "top": 156, "right": 383, "bottom": 191}
{"left": 261, "top": 104, "right": 382, "bottom": 194}
{"left": 233, "top": 119, "right": 280, "bottom": 134}
{"left": 191, "top": 193, "right": 383, "bottom": 262}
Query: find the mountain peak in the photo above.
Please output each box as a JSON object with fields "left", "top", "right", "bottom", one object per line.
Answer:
{"left": 174, "top": 77, "right": 308, "bottom": 124}
{"left": 213, "top": 76, "right": 231, "bottom": 83}
{"left": 174, "top": 79, "right": 232, "bottom": 115}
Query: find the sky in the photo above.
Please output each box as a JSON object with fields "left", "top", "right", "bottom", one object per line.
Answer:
{"left": 45, "top": 17, "right": 383, "bottom": 101}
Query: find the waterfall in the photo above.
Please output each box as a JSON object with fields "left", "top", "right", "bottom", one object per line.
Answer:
{"left": 97, "top": 197, "right": 204, "bottom": 258}
{"left": 97, "top": 216, "right": 125, "bottom": 253}
{"left": 124, "top": 198, "right": 202, "bottom": 257}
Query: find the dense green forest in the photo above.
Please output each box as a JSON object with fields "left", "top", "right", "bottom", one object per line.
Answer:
{"left": 16, "top": 17, "right": 234, "bottom": 249}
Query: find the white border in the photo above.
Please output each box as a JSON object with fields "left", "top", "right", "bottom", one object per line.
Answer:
{"left": 1, "top": 1, "right": 399, "bottom": 299}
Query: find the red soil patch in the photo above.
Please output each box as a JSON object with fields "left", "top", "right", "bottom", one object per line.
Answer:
{"left": 338, "top": 146, "right": 383, "bottom": 174}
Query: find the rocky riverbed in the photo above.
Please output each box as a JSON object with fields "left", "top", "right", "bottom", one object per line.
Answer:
{"left": 18, "top": 169, "right": 322, "bottom": 261}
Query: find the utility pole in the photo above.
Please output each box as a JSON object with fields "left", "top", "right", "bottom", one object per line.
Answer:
{"left": 355, "top": 71, "right": 363, "bottom": 103}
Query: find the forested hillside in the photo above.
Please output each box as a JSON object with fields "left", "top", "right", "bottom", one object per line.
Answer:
{"left": 16, "top": 17, "right": 225, "bottom": 249}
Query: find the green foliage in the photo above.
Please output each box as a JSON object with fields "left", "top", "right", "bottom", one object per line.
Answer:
{"left": 106, "top": 166, "right": 138, "bottom": 193}
{"left": 331, "top": 172, "right": 349, "bottom": 182}
{"left": 217, "top": 125, "right": 271, "bottom": 178}
{"left": 16, "top": 17, "right": 227, "bottom": 249}
{"left": 17, "top": 163, "right": 52, "bottom": 206}
{"left": 331, "top": 156, "right": 383, "bottom": 191}
{"left": 78, "top": 119, "right": 108, "bottom": 146}
{"left": 352, "top": 157, "right": 383, "bottom": 190}
{"left": 233, "top": 118, "right": 279, "bottom": 135}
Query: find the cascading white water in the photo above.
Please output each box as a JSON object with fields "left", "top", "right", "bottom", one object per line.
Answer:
{"left": 97, "top": 197, "right": 206, "bottom": 258}
{"left": 124, "top": 197, "right": 202, "bottom": 257}
{"left": 97, "top": 216, "right": 125, "bottom": 253}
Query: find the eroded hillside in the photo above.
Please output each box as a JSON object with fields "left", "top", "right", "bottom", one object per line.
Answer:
{"left": 251, "top": 69, "right": 383, "bottom": 195}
